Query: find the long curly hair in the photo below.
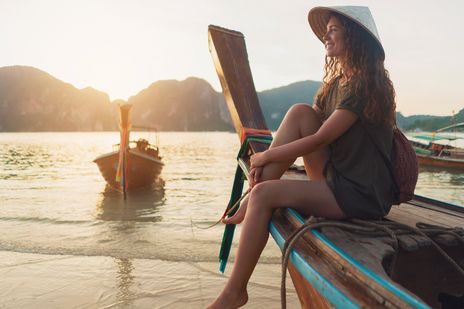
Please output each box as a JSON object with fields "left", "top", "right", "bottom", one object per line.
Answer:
{"left": 315, "top": 12, "right": 396, "bottom": 127}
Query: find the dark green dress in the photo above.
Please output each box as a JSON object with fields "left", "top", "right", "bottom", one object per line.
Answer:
{"left": 316, "top": 80, "right": 395, "bottom": 219}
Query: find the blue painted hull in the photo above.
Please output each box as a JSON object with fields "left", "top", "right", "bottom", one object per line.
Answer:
{"left": 269, "top": 207, "right": 440, "bottom": 308}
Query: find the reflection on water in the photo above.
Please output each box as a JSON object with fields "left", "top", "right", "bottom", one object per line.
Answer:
{"left": 115, "top": 258, "right": 136, "bottom": 305}
{"left": 95, "top": 180, "right": 166, "bottom": 222}
{"left": 416, "top": 166, "right": 464, "bottom": 206}
{"left": 419, "top": 165, "right": 464, "bottom": 177}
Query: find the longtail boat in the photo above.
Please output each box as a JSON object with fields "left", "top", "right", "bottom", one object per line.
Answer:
{"left": 93, "top": 104, "right": 163, "bottom": 196}
{"left": 208, "top": 25, "right": 464, "bottom": 308}
{"left": 408, "top": 124, "right": 464, "bottom": 170}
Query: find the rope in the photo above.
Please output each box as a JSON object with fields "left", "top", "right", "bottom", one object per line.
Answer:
{"left": 190, "top": 188, "right": 251, "bottom": 230}
{"left": 415, "top": 222, "right": 464, "bottom": 246}
{"left": 280, "top": 217, "right": 464, "bottom": 309}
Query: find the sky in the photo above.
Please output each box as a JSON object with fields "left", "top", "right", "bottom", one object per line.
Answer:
{"left": 1, "top": 0, "right": 463, "bottom": 116}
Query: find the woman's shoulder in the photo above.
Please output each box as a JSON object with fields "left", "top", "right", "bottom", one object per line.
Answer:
{"left": 341, "top": 76, "right": 371, "bottom": 104}
{"left": 342, "top": 75, "right": 365, "bottom": 94}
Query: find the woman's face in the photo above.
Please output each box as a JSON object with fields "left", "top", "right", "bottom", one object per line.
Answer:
{"left": 323, "top": 16, "right": 346, "bottom": 58}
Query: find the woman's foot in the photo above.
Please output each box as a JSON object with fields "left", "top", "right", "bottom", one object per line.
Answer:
{"left": 222, "top": 196, "right": 249, "bottom": 224}
{"left": 207, "top": 289, "right": 248, "bottom": 309}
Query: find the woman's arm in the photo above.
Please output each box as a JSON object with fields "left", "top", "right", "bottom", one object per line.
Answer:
{"left": 250, "top": 109, "right": 358, "bottom": 168}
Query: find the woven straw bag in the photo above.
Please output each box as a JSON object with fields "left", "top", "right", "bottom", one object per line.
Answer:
{"left": 390, "top": 127, "right": 419, "bottom": 204}
{"left": 364, "top": 125, "right": 418, "bottom": 205}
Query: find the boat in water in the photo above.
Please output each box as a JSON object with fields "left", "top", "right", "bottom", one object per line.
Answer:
{"left": 93, "top": 104, "right": 164, "bottom": 196}
{"left": 208, "top": 25, "right": 464, "bottom": 308}
{"left": 408, "top": 124, "right": 464, "bottom": 170}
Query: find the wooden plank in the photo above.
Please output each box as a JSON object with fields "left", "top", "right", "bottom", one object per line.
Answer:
{"left": 407, "top": 197, "right": 464, "bottom": 216}
{"left": 387, "top": 204, "right": 464, "bottom": 228}
{"left": 273, "top": 209, "right": 412, "bottom": 308}
{"left": 320, "top": 227, "right": 394, "bottom": 275}
{"left": 208, "top": 25, "right": 268, "bottom": 135}
{"left": 287, "top": 262, "right": 332, "bottom": 309}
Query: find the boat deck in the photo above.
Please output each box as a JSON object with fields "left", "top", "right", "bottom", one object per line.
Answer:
{"left": 270, "top": 169, "right": 463, "bottom": 308}
{"left": 283, "top": 168, "right": 464, "bottom": 228}
{"left": 388, "top": 201, "right": 464, "bottom": 228}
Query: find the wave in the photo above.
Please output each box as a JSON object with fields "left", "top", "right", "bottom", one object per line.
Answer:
{"left": 0, "top": 242, "right": 281, "bottom": 265}
{"left": 0, "top": 216, "right": 99, "bottom": 225}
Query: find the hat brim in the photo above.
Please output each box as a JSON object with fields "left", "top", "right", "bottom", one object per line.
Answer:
{"left": 307, "top": 6, "right": 384, "bottom": 58}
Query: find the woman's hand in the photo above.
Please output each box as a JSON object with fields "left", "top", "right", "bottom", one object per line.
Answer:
{"left": 248, "top": 150, "right": 270, "bottom": 188}
{"left": 250, "top": 151, "right": 269, "bottom": 169}
{"left": 248, "top": 167, "right": 262, "bottom": 188}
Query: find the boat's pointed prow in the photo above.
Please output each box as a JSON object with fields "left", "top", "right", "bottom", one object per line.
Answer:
{"left": 208, "top": 25, "right": 268, "bottom": 136}
{"left": 208, "top": 25, "right": 274, "bottom": 273}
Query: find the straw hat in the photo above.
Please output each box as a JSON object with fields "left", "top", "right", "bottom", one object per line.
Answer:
{"left": 308, "top": 6, "right": 384, "bottom": 58}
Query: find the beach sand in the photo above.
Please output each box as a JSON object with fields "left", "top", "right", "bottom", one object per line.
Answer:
{"left": 0, "top": 251, "right": 300, "bottom": 308}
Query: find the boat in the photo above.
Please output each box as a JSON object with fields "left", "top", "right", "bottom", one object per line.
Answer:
{"left": 208, "top": 25, "right": 464, "bottom": 308}
{"left": 93, "top": 104, "right": 164, "bottom": 196}
{"left": 408, "top": 123, "right": 464, "bottom": 170}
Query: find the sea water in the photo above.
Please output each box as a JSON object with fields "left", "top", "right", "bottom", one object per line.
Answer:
{"left": 0, "top": 132, "right": 462, "bottom": 308}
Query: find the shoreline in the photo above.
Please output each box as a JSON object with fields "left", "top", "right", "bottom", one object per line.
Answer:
{"left": 0, "top": 251, "right": 299, "bottom": 308}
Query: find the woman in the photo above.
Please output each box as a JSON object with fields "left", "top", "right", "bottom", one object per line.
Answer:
{"left": 208, "top": 6, "right": 396, "bottom": 309}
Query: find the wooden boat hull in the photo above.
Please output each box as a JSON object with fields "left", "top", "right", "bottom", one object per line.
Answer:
{"left": 208, "top": 25, "right": 464, "bottom": 309}
{"left": 416, "top": 153, "right": 464, "bottom": 169}
{"left": 269, "top": 195, "right": 464, "bottom": 308}
{"left": 93, "top": 150, "right": 163, "bottom": 191}
{"left": 270, "top": 197, "right": 464, "bottom": 308}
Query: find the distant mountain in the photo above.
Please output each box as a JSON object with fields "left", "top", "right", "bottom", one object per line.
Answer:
{"left": 0, "top": 66, "right": 461, "bottom": 132}
{"left": 0, "top": 66, "right": 232, "bottom": 132}
{"left": 395, "top": 112, "right": 437, "bottom": 129}
{"left": 258, "top": 80, "right": 321, "bottom": 130}
{"left": 257, "top": 81, "right": 464, "bottom": 132}
{"left": 0, "top": 66, "right": 116, "bottom": 131}
{"left": 128, "top": 77, "right": 231, "bottom": 131}
{"left": 399, "top": 109, "right": 464, "bottom": 131}
{"left": 127, "top": 78, "right": 321, "bottom": 132}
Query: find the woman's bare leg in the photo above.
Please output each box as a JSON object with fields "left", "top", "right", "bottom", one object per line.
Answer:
{"left": 209, "top": 105, "right": 335, "bottom": 308}
{"left": 261, "top": 103, "right": 327, "bottom": 180}
{"left": 208, "top": 179, "right": 344, "bottom": 309}
{"left": 223, "top": 104, "right": 326, "bottom": 224}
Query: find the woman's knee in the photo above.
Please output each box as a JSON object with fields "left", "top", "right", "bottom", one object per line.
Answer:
{"left": 249, "top": 182, "right": 266, "bottom": 201}
{"left": 286, "top": 104, "right": 321, "bottom": 130}
{"left": 249, "top": 181, "right": 280, "bottom": 211}
{"left": 249, "top": 182, "right": 270, "bottom": 205}
{"left": 286, "top": 103, "right": 313, "bottom": 118}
